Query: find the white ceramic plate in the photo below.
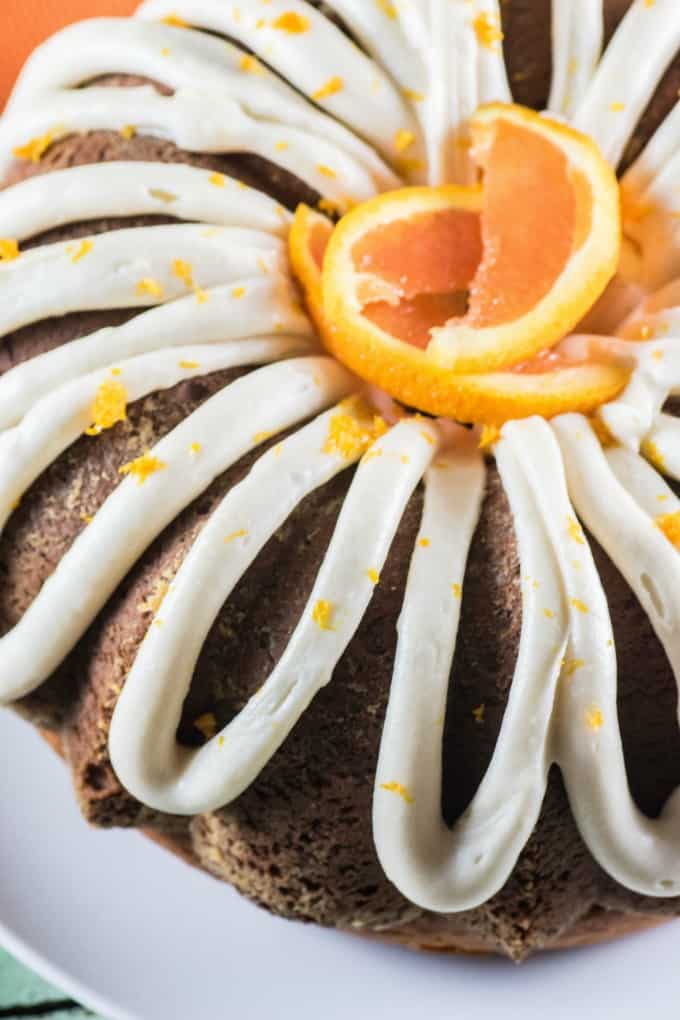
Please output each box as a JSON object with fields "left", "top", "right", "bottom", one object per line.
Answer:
{"left": 1, "top": 708, "right": 679, "bottom": 1020}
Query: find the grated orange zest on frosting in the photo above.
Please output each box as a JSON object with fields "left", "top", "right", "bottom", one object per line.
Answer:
{"left": 120, "top": 124, "right": 137, "bottom": 140}
{"left": 0, "top": 239, "right": 20, "bottom": 261}
{"left": 656, "top": 511, "right": 680, "bottom": 549}
{"left": 119, "top": 451, "right": 167, "bottom": 484}
{"left": 209, "top": 172, "right": 226, "bottom": 187}
{"left": 419, "top": 537, "right": 430, "bottom": 548}
{"left": 367, "top": 568, "right": 380, "bottom": 585}
{"left": 312, "top": 599, "right": 335, "bottom": 631}
{"left": 271, "top": 12, "right": 310, "bottom": 33}
{"left": 585, "top": 706, "right": 604, "bottom": 732}
{"left": 394, "top": 129, "right": 416, "bottom": 153}
{"left": 161, "top": 13, "right": 188, "bottom": 27}
{"left": 566, "top": 515, "right": 585, "bottom": 545}
{"left": 380, "top": 781, "right": 415, "bottom": 804}
{"left": 473, "top": 12, "right": 504, "bottom": 51}
{"left": 376, "top": 0, "right": 397, "bottom": 17}
{"left": 452, "top": 583, "right": 462, "bottom": 600}
{"left": 136, "top": 277, "right": 164, "bottom": 299}
{"left": 67, "top": 239, "right": 93, "bottom": 264}
{"left": 86, "top": 379, "right": 128, "bottom": 435}
{"left": 13, "top": 127, "right": 63, "bottom": 163}
{"left": 570, "top": 598, "right": 589, "bottom": 614}
{"left": 312, "top": 76, "right": 344, "bottom": 101}
{"left": 173, "top": 258, "right": 194, "bottom": 287}
{"left": 224, "top": 529, "right": 248, "bottom": 544}
{"left": 239, "top": 54, "right": 264, "bottom": 74}
{"left": 322, "top": 397, "right": 387, "bottom": 460}
{"left": 562, "top": 658, "right": 585, "bottom": 678}
{"left": 179, "top": 360, "right": 200, "bottom": 370}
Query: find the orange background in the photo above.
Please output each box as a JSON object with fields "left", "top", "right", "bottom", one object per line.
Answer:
{"left": 1, "top": 0, "right": 138, "bottom": 107}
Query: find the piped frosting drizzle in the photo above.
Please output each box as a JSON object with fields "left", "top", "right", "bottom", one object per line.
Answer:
{"left": 3, "top": 0, "right": 680, "bottom": 915}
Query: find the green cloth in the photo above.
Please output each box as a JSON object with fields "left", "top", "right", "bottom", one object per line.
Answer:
{"left": 0, "top": 948, "right": 100, "bottom": 1017}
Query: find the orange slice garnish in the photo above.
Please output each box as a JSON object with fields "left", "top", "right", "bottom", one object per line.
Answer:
{"left": 323, "top": 104, "right": 620, "bottom": 381}
{"left": 289, "top": 200, "right": 629, "bottom": 425}
{"left": 311, "top": 99, "right": 619, "bottom": 401}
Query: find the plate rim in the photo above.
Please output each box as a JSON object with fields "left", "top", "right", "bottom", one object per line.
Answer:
{"left": 0, "top": 920, "right": 131, "bottom": 1020}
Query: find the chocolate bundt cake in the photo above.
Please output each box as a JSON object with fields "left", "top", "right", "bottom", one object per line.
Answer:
{"left": 3, "top": 0, "right": 680, "bottom": 961}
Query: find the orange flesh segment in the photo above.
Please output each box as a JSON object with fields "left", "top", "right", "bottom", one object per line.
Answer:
{"left": 351, "top": 208, "right": 482, "bottom": 301}
{"left": 467, "top": 120, "right": 578, "bottom": 328}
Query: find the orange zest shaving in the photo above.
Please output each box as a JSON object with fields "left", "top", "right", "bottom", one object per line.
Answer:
{"left": 13, "top": 127, "right": 63, "bottom": 163}
{"left": 119, "top": 451, "right": 167, "bottom": 484}
{"left": 585, "top": 706, "right": 604, "bottom": 732}
{"left": 656, "top": 511, "right": 680, "bottom": 549}
{"left": 271, "top": 12, "right": 310, "bottom": 33}
{"left": 86, "top": 379, "right": 128, "bottom": 436}
{"left": 380, "top": 781, "right": 415, "bottom": 804}
{"left": 136, "top": 277, "right": 164, "bottom": 299}
{"left": 312, "top": 599, "right": 335, "bottom": 631}
{"left": 322, "top": 396, "right": 388, "bottom": 460}
{"left": 312, "top": 76, "right": 343, "bottom": 101}
{"left": 0, "top": 239, "right": 19, "bottom": 262}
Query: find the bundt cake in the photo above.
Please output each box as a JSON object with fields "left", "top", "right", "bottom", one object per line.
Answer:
{"left": 3, "top": 0, "right": 680, "bottom": 961}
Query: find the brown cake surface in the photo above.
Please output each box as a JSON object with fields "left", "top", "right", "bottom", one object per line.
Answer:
{"left": 4, "top": 0, "right": 680, "bottom": 961}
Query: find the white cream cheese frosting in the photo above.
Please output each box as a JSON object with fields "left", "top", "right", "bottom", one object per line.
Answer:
{"left": 3, "top": 0, "right": 680, "bottom": 915}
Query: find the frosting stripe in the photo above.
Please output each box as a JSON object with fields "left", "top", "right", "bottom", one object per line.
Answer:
{"left": 0, "top": 224, "right": 283, "bottom": 338}
{"left": 0, "top": 357, "right": 355, "bottom": 704}
{"left": 377, "top": 419, "right": 571, "bottom": 913}
{"left": 110, "top": 415, "right": 440, "bottom": 814}
{"left": 0, "top": 278, "right": 313, "bottom": 430}
{"left": 548, "top": 0, "right": 604, "bottom": 119}
{"left": 135, "top": 0, "right": 419, "bottom": 170}
{"left": 574, "top": 0, "right": 680, "bottom": 167}
{"left": 553, "top": 415, "right": 680, "bottom": 897}
{"left": 0, "top": 163, "right": 292, "bottom": 242}
{"left": 373, "top": 428, "right": 486, "bottom": 911}
{"left": 0, "top": 87, "right": 397, "bottom": 206}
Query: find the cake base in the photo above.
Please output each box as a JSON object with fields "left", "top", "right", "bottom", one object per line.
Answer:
{"left": 39, "top": 727, "right": 670, "bottom": 959}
